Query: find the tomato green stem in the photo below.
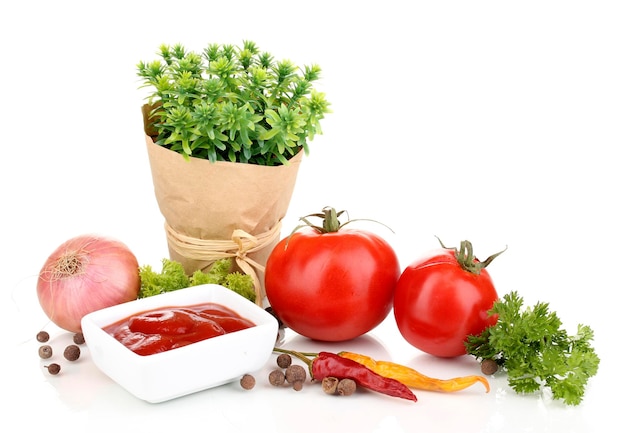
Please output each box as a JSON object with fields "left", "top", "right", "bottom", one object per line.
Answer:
{"left": 299, "top": 206, "right": 394, "bottom": 234}
{"left": 297, "top": 206, "right": 344, "bottom": 233}
{"left": 322, "top": 207, "right": 341, "bottom": 232}
{"left": 436, "top": 236, "right": 507, "bottom": 275}
{"left": 282, "top": 207, "right": 395, "bottom": 250}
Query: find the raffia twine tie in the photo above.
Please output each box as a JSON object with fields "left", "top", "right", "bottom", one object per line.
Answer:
{"left": 164, "top": 221, "right": 282, "bottom": 306}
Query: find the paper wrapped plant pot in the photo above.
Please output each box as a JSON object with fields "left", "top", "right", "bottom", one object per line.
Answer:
{"left": 142, "top": 105, "right": 303, "bottom": 304}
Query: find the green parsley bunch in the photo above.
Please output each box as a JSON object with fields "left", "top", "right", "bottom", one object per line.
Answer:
{"left": 138, "top": 258, "right": 256, "bottom": 302}
{"left": 466, "top": 291, "right": 600, "bottom": 405}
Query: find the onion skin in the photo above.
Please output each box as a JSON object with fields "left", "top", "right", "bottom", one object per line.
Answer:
{"left": 37, "top": 235, "right": 141, "bottom": 333}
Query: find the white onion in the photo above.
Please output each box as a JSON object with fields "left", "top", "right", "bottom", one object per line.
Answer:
{"left": 37, "top": 234, "right": 141, "bottom": 332}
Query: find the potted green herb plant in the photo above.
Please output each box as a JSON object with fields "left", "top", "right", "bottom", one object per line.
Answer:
{"left": 137, "top": 40, "right": 330, "bottom": 305}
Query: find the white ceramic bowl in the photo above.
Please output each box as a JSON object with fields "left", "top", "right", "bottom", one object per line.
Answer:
{"left": 81, "top": 284, "right": 278, "bottom": 403}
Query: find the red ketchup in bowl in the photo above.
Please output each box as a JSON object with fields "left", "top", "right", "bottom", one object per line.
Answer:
{"left": 103, "top": 303, "right": 255, "bottom": 356}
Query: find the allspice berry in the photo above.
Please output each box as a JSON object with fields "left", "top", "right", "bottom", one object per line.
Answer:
{"left": 322, "top": 376, "right": 339, "bottom": 394}
{"left": 276, "top": 353, "right": 292, "bottom": 369}
{"left": 38, "top": 345, "right": 53, "bottom": 359}
{"left": 45, "top": 363, "right": 61, "bottom": 375}
{"left": 63, "top": 344, "right": 81, "bottom": 361}
{"left": 36, "top": 331, "right": 50, "bottom": 343}
{"left": 337, "top": 378, "right": 357, "bottom": 396}
{"left": 240, "top": 374, "right": 256, "bottom": 390}
{"left": 481, "top": 358, "right": 498, "bottom": 375}
{"left": 285, "top": 365, "right": 306, "bottom": 384}
{"left": 73, "top": 332, "right": 85, "bottom": 345}
{"left": 268, "top": 369, "right": 286, "bottom": 387}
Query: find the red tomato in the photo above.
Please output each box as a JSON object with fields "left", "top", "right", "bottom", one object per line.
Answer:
{"left": 265, "top": 209, "right": 400, "bottom": 342}
{"left": 393, "top": 240, "right": 504, "bottom": 358}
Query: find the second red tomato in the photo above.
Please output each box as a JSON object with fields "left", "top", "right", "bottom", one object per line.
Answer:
{"left": 393, "top": 240, "right": 503, "bottom": 357}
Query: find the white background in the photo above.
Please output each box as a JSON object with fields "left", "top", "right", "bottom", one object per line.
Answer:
{"left": 1, "top": 1, "right": 623, "bottom": 432}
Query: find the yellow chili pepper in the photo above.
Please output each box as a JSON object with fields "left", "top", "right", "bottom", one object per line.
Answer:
{"left": 338, "top": 351, "right": 490, "bottom": 393}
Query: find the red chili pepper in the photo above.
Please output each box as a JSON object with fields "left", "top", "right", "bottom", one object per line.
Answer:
{"left": 312, "top": 352, "right": 417, "bottom": 402}
{"left": 274, "top": 348, "right": 417, "bottom": 402}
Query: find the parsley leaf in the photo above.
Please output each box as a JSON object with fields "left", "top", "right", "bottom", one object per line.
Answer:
{"left": 138, "top": 257, "right": 256, "bottom": 302}
{"left": 465, "top": 291, "right": 600, "bottom": 405}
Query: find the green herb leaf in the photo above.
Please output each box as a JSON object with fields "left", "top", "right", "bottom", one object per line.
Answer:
{"left": 465, "top": 291, "right": 600, "bottom": 405}
{"left": 138, "top": 258, "right": 255, "bottom": 302}
{"left": 138, "top": 41, "right": 331, "bottom": 166}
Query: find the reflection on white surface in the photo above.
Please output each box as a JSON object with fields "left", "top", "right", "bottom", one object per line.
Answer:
{"left": 5, "top": 281, "right": 608, "bottom": 433}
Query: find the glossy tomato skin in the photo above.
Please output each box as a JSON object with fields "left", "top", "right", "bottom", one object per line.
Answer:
{"left": 393, "top": 249, "right": 498, "bottom": 357}
{"left": 265, "top": 228, "right": 400, "bottom": 342}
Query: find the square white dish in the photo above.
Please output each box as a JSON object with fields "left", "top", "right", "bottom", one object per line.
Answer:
{"left": 81, "top": 284, "right": 278, "bottom": 403}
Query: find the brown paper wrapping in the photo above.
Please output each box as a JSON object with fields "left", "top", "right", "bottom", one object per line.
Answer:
{"left": 141, "top": 105, "right": 302, "bottom": 302}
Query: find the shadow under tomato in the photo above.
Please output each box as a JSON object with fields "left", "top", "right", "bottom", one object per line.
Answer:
{"left": 278, "top": 329, "right": 392, "bottom": 361}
